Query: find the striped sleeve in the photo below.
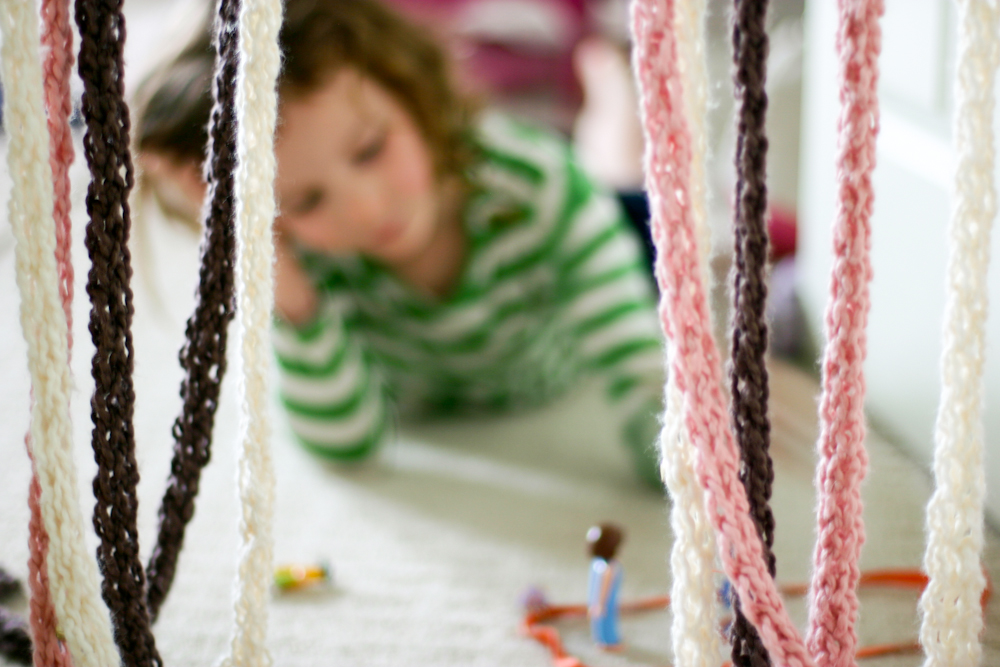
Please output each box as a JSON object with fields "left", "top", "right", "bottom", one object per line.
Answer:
{"left": 556, "top": 157, "right": 666, "bottom": 485}
{"left": 272, "top": 297, "right": 390, "bottom": 460}
{"left": 557, "top": 159, "right": 663, "bottom": 400}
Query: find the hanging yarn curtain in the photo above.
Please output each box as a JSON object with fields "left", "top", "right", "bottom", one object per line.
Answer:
{"left": 0, "top": 0, "right": 121, "bottom": 662}
{"left": 219, "top": 0, "right": 283, "bottom": 661}
{"left": 918, "top": 0, "right": 998, "bottom": 664}
{"left": 630, "top": 0, "right": 816, "bottom": 665}
{"left": 144, "top": 0, "right": 242, "bottom": 623}
{"left": 9, "top": 0, "right": 997, "bottom": 662}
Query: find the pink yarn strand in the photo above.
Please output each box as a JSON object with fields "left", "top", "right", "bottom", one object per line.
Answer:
{"left": 804, "top": 3, "right": 883, "bottom": 667}
{"left": 26, "top": 0, "right": 77, "bottom": 664}
{"left": 41, "top": 0, "right": 75, "bottom": 334}
{"left": 26, "top": 447, "right": 73, "bottom": 667}
{"left": 629, "top": 1, "right": 813, "bottom": 666}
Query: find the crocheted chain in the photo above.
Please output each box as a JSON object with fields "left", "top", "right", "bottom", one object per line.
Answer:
{"left": 74, "top": 0, "right": 160, "bottom": 663}
{"left": 24, "top": 0, "right": 79, "bottom": 662}
{"left": 27, "top": 466, "right": 74, "bottom": 667}
{"left": 918, "top": 1, "right": 998, "bottom": 665}
{"left": 43, "top": 0, "right": 75, "bottom": 335}
{"left": 144, "top": 0, "right": 241, "bottom": 623}
{"left": 0, "top": 0, "right": 120, "bottom": 662}
{"left": 630, "top": 1, "right": 813, "bottom": 666}
{"left": 804, "top": 2, "right": 882, "bottom": 667}
{"left": 658, "top": 0, "right": 725, "bottom": 664}
{"left": 728, "top": 1, "right": 776, "bottom": 666}
{"left": 218, "top": 0, "right": 282, "bottom": 662}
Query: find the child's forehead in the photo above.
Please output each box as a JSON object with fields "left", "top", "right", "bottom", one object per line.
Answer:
{"left": 273, "top": 68, "right": 398, "bottom": 163}
{"left": 281, "top": 67, "right": 385, "bottom": 120}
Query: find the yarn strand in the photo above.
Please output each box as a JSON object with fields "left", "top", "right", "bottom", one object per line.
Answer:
{"left": 26, "top": 0, "right": 78, "bottom": 661}
{"left": 219, "top": 0, "right": 282, "bottom": 662}
{"left": 804, "top": 2, "right": 883, "bottom": 667}
{"left": 0, "top": 0, "right": 120, "bottom": 661}
{"left": 728, "top": 1, "right": 776, "bottom": 666}
{"left": 630, "top": 1, "right": 814, "bottom": 665}
{"left": 74, "top": 0, "right": 160, "bottom": 661}
{"left": 918, "top": 1, "right": 999, "bottom": 664}
{"left": 145, "top": 0, "right": 241, "bottom": 623}
{"left": 661, "top": 0, "right": 726, "bottom": 663}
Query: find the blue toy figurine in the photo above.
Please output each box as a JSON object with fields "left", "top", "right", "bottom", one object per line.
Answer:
{"left": 586, "top": 523, "right": 625, "bottom": 650}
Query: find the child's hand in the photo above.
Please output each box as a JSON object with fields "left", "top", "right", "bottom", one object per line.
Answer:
{"left": 273, "top": 233, "right": 319, "bottom": 326}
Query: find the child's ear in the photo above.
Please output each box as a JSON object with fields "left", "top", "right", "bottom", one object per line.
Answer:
{"left": 140, "top": 152, "right": 207, "bottom": 224}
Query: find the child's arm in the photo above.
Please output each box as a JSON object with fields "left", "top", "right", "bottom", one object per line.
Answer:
{"left": 557, "top": 160, "right": 665, "bottom": 486}
{"left": 271, "top": 245, "right": 390, "bottom": 460}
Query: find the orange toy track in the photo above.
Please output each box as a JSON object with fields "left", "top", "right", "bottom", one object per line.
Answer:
{"left": 521, "top": 568, "right": 993, "bottom": 667}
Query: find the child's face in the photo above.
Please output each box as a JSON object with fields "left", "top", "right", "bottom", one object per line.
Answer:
{"left": 273, "top": 68, "right": 442, "bottom": 264}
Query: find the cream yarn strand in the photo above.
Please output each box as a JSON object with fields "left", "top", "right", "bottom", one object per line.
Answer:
{"left": 918, "top": 1, "right": 999, "bottom": 664}
{"left": 219, "top": 0, "right": 282, "bottom": 663}
{"left": 660, "top": 0, "right": 725, "bottom": 664}
{"left": 0, "top": 1, "right": 120, "bottom": 665}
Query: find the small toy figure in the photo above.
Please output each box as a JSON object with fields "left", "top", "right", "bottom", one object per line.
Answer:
{"left": 273, "top": 562, "right": 332, "bottom": 593}
{"left": 586, "top": 523, "right": 624, "bottom": 650}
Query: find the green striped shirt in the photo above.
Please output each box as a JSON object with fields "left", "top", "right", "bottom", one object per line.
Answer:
{"left": 273, "top": 114, "right": 665, "bottom": 480}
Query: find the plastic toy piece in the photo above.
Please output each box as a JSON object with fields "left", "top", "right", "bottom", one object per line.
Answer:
{"left": 585, "top": 523, "right": 625, "bottom": 650}
{"left": 273, "top": 563, "right": 332, "bottom": 592}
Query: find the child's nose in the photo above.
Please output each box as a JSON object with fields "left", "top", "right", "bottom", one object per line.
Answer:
{"left": 349, "top": 176, "right": 389, "bottom": 230}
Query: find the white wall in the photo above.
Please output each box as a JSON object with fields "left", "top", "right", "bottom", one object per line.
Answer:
{"left": 799, "top": 0, "right": 1000, "bottom": 526}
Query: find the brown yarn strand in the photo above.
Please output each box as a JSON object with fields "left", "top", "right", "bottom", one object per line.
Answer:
{"left": 144, "top": 0, "right": 240, "bottom": 623}
{"left": 75, "top": 0, "right": 160, "bottom": 663}
{"left": 728, "top": 1, "right": 776, "bottom": 667}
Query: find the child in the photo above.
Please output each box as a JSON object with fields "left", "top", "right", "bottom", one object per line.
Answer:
{"left": 135, "top": 0, "right": 665, "bottom": 487}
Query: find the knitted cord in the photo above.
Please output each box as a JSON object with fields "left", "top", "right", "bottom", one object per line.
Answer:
{"left": 804, "top": 2, "right": 882, "bottom": 667}
{"left": 219, "top": 0, "right": 282, "bottom": 662}
{"left": 0, "top": 0, "right": 120, "bottom": 663}
{"left": 917, "top": 1, "right": 998, "bottom": 665}
{"left": 74, "top": 0, "right": 161, "bottom": 663}
{"left": 661, "top": 0, "right": 725, "bottom": 664}
{"left": 27, "top": 462, "right": 73, "bottom": 667}
{"left": 43, "top": 0, "right": 75, "bottom": 333}
{"left": 144, "top": 0, "right": 240, "bottom": 623}
{"left": 630, "top": 1, "right": 813, "bottom": 666}
{"left": 26, "top": 0, "right": 78, "bottom": 662}
{"left": 728, "top": 1, "right": 775, "bottom": 666}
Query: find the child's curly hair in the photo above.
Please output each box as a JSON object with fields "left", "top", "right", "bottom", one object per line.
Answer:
{"left": 135, "top": 0, "right": 478, "bottom": 188}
